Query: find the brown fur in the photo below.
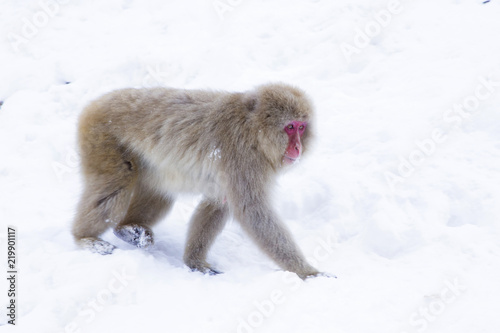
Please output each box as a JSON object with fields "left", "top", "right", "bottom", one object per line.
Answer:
{"left": 72, "top": 83, "right": 320, "bottom": 279}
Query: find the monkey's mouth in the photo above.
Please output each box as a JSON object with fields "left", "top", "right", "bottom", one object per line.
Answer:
{"left": 283, "top": 156, "right": 299, "bottom": 164}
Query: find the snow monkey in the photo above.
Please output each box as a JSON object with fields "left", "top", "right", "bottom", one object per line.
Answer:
{"left": 72, "top": 83, "right": 323, "bottom": 279}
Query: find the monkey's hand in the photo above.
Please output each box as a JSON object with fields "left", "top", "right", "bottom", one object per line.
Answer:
{"left": 185, "top": 260, "right": 223, "bottom": 276}
{"left": 304, "top": 271, "right": 337, "bottom": 280}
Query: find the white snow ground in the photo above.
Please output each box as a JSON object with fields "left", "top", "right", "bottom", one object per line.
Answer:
{"left": 1, "top": 0, "right": 500, "bottom": 332}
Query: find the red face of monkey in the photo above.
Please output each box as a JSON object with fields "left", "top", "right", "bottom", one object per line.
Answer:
{"left": 283, "top": 120, "right": 307, "bottom": 164}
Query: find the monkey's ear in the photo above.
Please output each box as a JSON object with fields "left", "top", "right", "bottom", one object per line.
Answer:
{"left": 243, "top": 93, "right": 258, "bottom": 112}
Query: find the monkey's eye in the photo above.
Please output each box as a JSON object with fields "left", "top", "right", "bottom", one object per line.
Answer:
{"left": 287, "top": 124, "right": 294, "bottom": 130}
{"left": 299, "top": 125, "right": 304, "bottom": 130}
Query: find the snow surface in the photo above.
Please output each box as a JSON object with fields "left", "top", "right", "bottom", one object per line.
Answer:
{"left": 1, "top": 0, "right": 500, "bottom": 332}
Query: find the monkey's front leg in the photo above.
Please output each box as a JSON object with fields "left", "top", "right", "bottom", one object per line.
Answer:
{"left": 184, "top": 199, "right": 229, "bottom": 275}
{"left": 239, "top": 204, "right": 321, "bottom": 280}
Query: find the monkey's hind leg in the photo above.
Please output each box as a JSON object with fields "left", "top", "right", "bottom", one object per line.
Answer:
{"left": 113, "top": 180, "right": 174, "bottom": 249}
{"left": 72, "top": 175, "right": 137, "bottom": 254}
{"left": 184, "top": 199, "right": 229, "bottom": 275}
{"left": 72, "top": 135, "right": 138, "bottom": 255}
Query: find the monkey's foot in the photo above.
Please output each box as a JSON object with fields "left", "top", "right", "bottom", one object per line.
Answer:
{"left": 114, "top": 224, "right": 154, "bottom": 249}
{"left": 80, "top": 237, "right": 116, "bottom": 255}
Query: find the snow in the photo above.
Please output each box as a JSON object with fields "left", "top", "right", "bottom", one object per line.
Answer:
{"left": 209, "top": 146, "right": 222, "bottom": 160}
{"left": 1, "top": 0, "right": 500, "bottom": 332}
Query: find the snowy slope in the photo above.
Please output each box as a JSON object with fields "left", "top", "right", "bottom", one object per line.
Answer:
{"left": 1, "top": 0, "right": 500, "bottom": 332}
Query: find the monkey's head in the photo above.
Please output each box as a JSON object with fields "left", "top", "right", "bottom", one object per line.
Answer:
{"left": 247, "top": 83, "right": 314, "bottom": 170}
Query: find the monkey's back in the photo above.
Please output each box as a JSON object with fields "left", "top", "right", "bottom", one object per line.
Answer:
{"left": 78, "top": 87, "right": 241, "bottom": 198}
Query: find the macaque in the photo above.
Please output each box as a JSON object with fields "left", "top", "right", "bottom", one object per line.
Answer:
{"left": 72, "top": 83, "right": 322, "bottom": 279}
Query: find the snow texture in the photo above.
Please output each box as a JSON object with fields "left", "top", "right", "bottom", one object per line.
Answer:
{"left": 1, "top": 0, "right": 500, "bottom": 332}
{"left": 208, "top": 146, "right": 222, "bottom": 161}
